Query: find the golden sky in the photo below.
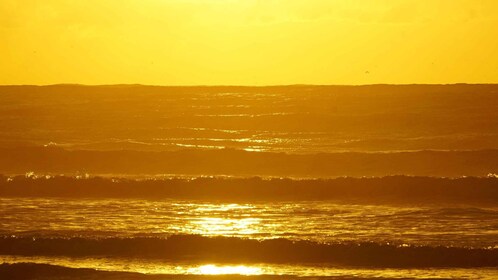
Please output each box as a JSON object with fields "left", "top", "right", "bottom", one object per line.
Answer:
{"left": 1, "top": 0, "right": 498, "bottom": 85}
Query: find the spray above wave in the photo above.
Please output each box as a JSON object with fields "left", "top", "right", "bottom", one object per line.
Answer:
{"left": 1, "top": 235, "right": 497, "bottom": 268}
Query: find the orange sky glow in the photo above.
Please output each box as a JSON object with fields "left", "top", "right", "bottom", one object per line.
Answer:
{"left": 1, "top": 0, "right": 498, "bottom": 85}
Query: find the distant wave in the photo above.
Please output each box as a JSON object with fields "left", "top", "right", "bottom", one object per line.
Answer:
{"left": 1, "top": 175, "right": 497, "bottom": 204}
{"left": 2, "top": 84, "right": 498, "bottom": 155}
{"left": 1, "top": 235, "right": 496, "bottom": 268}
{"left": 2, "top": 147, "right": 498, "bottom": 177}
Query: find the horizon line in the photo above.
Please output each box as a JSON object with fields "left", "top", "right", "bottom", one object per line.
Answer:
{"left": 1, "top": 82, "right": 498, "bottom": 88}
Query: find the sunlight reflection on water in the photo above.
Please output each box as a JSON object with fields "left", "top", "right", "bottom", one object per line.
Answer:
{"left": 189, "top": 264, "right": 263, "bottom": 275}
{"left": 190, "top": 217, "right": 261, "bottom": 235}
{"left": 1, "top": 198, "right": 497, "bottom": 247}
{"left": 1, "top": 255, "right": 498, "bottom": 279}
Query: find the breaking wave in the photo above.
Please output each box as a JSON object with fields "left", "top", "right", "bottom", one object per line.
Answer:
{"left": 1, "top": 175, "right": 497, "bottom": 204}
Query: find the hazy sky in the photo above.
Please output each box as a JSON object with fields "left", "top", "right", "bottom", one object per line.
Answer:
{"left": 1, "top": 0, "right": 498, "bottom": 85}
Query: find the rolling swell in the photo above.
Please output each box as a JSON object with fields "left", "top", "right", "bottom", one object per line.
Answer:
{"left": 0, "top": 235, "right": 496, "bottom": 268}
{"left": 1, "top": 175, "right": 497, "bottom": 204}
{"left": 2, "top": 147, "right": 498, "bottom": 178}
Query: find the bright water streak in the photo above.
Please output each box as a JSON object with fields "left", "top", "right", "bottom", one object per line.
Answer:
{"left": 1, "top": 198, "right": 497, "bottom": 248}
{"left": 1, "top": 255, "right": 498, "bottom": 279}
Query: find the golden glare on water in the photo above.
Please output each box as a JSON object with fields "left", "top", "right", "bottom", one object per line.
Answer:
{"left": 189, "top": 264, "right": 263, "bottom": 275}
{"left": 179, "top": 203, "right": 265, "bottom": 237}
{"left": 191, "top": 217, "right": 261, "bottom": 236}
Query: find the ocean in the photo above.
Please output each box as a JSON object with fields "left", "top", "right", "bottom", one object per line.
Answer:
{"left": 1, "top": 195, "right": 497, "bottom": 278}
{"left": 0, "top": 84, "right": 497, "bottom": 279}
